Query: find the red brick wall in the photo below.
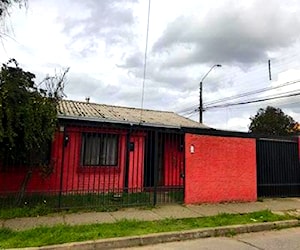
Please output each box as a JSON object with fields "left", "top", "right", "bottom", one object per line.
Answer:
{"left": 185, "top": 134, "right": 257, "bottom": 204}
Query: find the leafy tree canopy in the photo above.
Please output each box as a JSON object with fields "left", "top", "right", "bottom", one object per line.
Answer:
{"left": 0, "top": 0, "right": 26, "bottom": 17}
{"left": 1, "top": 0, "right": 27, "bottom": 38}
{"left": 249, "top": 106, "right": 297, "bottom": 136}
{"left": 0, "top": 59, "right": 67, "bottom": 166}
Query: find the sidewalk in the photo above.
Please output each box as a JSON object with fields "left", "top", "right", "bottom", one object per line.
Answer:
{"left": 1, "top": 197, "right": 300, "bottom": 231}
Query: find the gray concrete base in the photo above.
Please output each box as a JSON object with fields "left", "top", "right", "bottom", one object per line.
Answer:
{"left": 4, "top": 216, "right": 64, "bottom": 231}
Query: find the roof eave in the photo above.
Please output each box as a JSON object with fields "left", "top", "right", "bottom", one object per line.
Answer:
{"left": 57, "top": 114, "right": 202, "bottom": 129}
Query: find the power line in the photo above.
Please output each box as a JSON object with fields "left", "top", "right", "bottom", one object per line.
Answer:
{"left": 202, "top": 54, "right": 300, "bottom": 97}
{"left": 205, "top": 79, "right": 300, "bottom": 106}
{"left": 182, "top": 91, "right": 300, "bottom": 116}
{"left": 140, "top": 0, "right": 151, "bottom": 122}
{"left": 176, "top": 51, "right": 300, "bottom": 116}
{"left": 177, "top": 79, "right": 300, "bottom": 115}
{"left": 205, "top": 91, "right": 300, "bottom": 110}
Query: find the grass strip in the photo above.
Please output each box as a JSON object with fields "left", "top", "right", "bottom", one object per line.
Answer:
{"left": 0, "top": 192, "right": 155, "bottom": 219}
{"left": 0, "top": 210, "right": 294, "bottom": 248}
{"left": 0, "top": 205, "right": 54, "bottom": 220}
{"left": 0, "top": 192, "right": 153, "bottom": 216}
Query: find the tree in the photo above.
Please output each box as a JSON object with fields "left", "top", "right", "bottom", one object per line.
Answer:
{"left": 0, "top": 59, "right": 68, "bottom": 204}
{"left": 0, "top": 0, "right": 26, "bottom": 18}
{"left": 249, "top": 106, "right": 297, "bottom": 136}
{"left": 0, "top": 0, "right": 27, "bottom": 37}
{"left": 0, "top": 59, "right": 61, "bottom": 167}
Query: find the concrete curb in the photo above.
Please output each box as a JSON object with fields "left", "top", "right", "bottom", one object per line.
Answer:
{"left": 13, "top": 220, "right": 300, "bottom": 250}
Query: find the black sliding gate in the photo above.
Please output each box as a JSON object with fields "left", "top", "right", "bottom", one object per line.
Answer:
{"left": 257, "top": 137, "right": 300, "bottom": 197}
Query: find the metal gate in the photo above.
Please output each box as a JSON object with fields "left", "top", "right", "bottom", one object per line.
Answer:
{"left": 142, "top": 129, "right": 185, "bottom": 205}
{"left": 0, "top": 124, "right": 185, "bottom": 210}
{"left": 257, "top": 138, "right": 300, "bottom": 197}
{"left": 58, "top": 125, "right": 186, "bottom": 208}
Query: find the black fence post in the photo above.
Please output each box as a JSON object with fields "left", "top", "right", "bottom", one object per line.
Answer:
{"left": 124, "top": 127, "right": 132, "bottom": 193}
{"left": 58, "top": 126, "right": 68, "bottom": 209}
{"left": 153, "top": 131, "right": 159, "bottom": 206}
{"left": 181, "top": 132, "right": 186, "bottom": 204}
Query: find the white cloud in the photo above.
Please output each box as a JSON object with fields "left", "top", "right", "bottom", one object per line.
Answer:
{"left": 153, "top": 0, "right": 300, "bottom": 66}
{"left": 1, "top": 0, "right": 300, "bottom": 132}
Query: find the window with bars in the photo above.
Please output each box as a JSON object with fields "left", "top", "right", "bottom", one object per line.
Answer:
{"left": 81, "top": 133, "right": 119, "bottom": 166}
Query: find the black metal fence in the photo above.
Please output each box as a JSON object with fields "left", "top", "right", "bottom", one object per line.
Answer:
{"left": 3, "top": 123, "right": 299, "bottom": 211}
{"left": 0, "top": 123, "right": 185, "bottom": 210}
{"left": 257, "top": 137, "right": 300, "bottom": 197}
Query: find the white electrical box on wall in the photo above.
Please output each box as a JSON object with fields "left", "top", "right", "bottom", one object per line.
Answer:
{"left": 190, "top": 144, "right": 195, "bottom": 154}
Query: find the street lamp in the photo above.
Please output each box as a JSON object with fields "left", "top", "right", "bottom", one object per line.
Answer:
{"left": 199, "top": 64, "right": 222, "bottom": 123}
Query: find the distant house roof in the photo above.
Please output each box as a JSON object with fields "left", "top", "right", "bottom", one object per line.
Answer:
{"left": 57, "top": 100, "right": 209, "bottom": 129}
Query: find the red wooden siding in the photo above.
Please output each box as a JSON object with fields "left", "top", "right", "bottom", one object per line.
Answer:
{"left": 0, "top": 132, "right": 62, "bottom": 194}
{"left": 55, "top": 127, "right": 127, "bottom": 193}
{"left": 163, "top": 135, "right": 184, "bottom": 186}
{"left": 185, "top": 134, "right": 257, "bottom": 204}
{"left": 0, "top": 127, "right": 145, "bottom": 194}
{"left": 128, "top": 135, "right": 145, "bottom": 191}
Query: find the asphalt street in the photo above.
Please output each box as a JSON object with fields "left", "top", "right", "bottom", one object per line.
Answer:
{"left": 121, "top": 227, "right": 300, "bottom": 250}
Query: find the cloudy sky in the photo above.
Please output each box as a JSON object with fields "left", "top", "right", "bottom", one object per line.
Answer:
{"left": 1, "top": 0, "right": 300, "bottom": 131}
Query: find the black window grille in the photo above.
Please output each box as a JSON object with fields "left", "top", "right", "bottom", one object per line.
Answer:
{"left": 81, "top": 133, "right": 119, "bottom": 166}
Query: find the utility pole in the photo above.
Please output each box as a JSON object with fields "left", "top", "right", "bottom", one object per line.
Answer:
{"left": 199, "top": 64, "right": 222, "bottom": 123}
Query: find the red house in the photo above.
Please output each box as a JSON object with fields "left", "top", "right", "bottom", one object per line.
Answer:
{"left": 0, "top": 100, "right": 259, "bottom": 208}
{"left": 0, "top": 100, "right": 207, "bottom": 207}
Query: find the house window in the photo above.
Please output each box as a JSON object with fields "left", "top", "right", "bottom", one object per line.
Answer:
{"left": 81, "top": 133, "right": 119, "bottom": 166}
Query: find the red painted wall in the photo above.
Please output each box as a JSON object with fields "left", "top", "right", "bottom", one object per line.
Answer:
{"left": 164, "top": 136, "right": 184, "bottom": 186}
{"left": 0, "top": 126, "right": 191, "bottom": 196}
{"left": 128, "top": 136, "right": 145, "bottom": 191}
{"left": 59, "top": 127, "right": 127, "bottom": 193}
{"left": 0, "top": 133, "right": 63, "bottom": 194}
{"left": 0, "top": 126, "right": 146, "bottom": 194}
{"left": 185, "top": 134, "right": 257, "bottom": 204}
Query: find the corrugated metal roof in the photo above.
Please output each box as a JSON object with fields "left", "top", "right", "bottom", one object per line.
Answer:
{"left": 58, "top": 100, "right": 209, "bottom": 129}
